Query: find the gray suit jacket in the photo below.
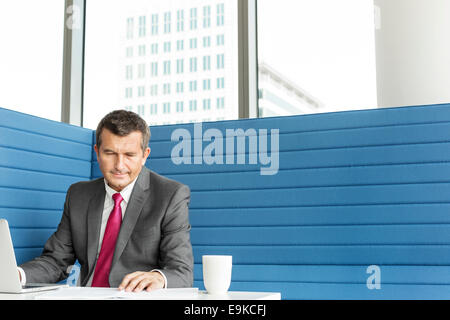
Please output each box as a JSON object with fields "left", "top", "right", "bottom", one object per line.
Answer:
{"left": 20, "top": 167, "right": 194, "bottom": 288}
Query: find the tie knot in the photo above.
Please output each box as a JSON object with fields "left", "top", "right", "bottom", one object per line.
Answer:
{"left": 112, "top": 193, "right": 123, "bottom": 206}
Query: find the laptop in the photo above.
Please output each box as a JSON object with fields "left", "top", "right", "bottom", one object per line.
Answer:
{"left": 0, "top": 219, "right": 67, "bottom": 293}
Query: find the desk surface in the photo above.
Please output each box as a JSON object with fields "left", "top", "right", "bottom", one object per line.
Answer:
{"left": 0, "top": 287, "right": 281, "bottom": 300}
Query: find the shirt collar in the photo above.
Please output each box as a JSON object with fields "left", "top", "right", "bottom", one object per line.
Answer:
{"left": 104, "top": 177, "right": 138, "bottom": 205}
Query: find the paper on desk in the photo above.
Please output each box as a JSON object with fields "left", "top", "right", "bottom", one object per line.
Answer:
{"left": 35, "top": 287, "right": 198, "bottom": 300}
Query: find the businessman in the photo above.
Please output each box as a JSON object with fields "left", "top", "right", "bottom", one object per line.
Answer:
{"left": 18, "top": 110, "right": 194, "bottom": 291}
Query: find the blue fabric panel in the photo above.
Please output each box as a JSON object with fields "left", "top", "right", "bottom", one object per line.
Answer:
{"left": 0, "top": 107, "right": 93, "bottom": 268}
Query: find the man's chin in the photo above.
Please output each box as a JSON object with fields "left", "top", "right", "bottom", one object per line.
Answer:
{"left": 106, "top": 176, "right": 130, "bottom": 191}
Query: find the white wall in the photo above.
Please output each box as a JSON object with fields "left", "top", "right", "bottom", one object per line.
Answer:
{"left": 374, "top": 0, "right": 450, "bottom": 107}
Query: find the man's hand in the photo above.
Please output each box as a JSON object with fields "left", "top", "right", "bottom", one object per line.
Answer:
{"left": 118, "top": 271, "right": 165, "bottom": 292}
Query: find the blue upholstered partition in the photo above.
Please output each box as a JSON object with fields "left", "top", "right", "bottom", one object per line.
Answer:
{"left": 2, "top": 104, "right": 450, "bottom": 299}
{"left": 0, "top": 107, "right": 93, "bottom": 264}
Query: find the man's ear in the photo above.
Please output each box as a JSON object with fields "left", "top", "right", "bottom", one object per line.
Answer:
{"left": 94, "top": 144, "right": 99, "bottom": 160}
{"left": 142, "top": 147, "right": 151, "bottom": 165}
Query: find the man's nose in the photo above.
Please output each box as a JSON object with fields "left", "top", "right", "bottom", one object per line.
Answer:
{"left": 115, "top": 155, "right": 126, "bottom": 171}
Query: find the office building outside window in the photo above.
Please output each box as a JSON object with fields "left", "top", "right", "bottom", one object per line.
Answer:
{"left": 84, "top": 0, "right": 238, "bottom": 129}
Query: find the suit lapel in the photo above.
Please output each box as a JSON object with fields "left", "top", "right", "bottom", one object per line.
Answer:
{"left": 86, "top": 180, "right": 106, "bottom": 280}
{"left": 111, "top": 167, "right": 151, "bottom": 268}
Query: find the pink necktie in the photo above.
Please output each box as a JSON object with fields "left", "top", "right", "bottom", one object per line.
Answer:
{"left": 92, "top": 193, "right": 123, "bottom": 287}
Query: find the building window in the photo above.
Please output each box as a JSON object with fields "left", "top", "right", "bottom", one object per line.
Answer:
{"left": 139, "top": 16, "right": 146, "bottom": 37}
{"left": 203, "top": 55, "right": 211, "bottom": 70}
{"left": 163, "top": 83, "right": 171, "bottom": 95}
{"left": 217, "top": 34, "right": 225, "bottom": 46}
{"left": 138, "top": 86, "right": 145, "bottom": 97}
{"left": 164, "top": 12, "right": 171, "bottom": 33}
{"left": 151, "top": 62, "right": 158, "bottom": 77}
{"left": 125, "top": 65, "right": 133, "bottom": 80}
{"left": 203, "top": 99, "right": 211, "bottom": 110}
{"left": 217, "top": 54, "right": 225, "bottom": 69}
{"left": 126, "top": 46, "right": 133, "bottom": 57}
{"left": 138, "top": 63, "right": 145, "bottom": 78}
{"left": 203, "top": 36, "right": 211, "bottom": 48}
{"left": 177, "top": 39, "right": 184, "bottom": 51}
{"left": 176, "top": 82, "right": 184, "bottom": 93}
{"left": 125, "top": 87, "right": 133, "bottom": 99}
{"left": 151, "top": 14, "right": 158, "bottom": 35}
{"left": 189, "top": 100, "right": 197, "bottom": 111}
{"left": 190, "top": 8, "right": 197, "bottom": 30}
{"left": 126, "top": 17, "right": 134, "bottom": 39}
{"left": 217, "top": 97, "right": 225, "bottom": 109}
{"left": 163, "top": 102, "right": 171, "bottom": 113}
{"left": 150, "top": 103, "right": 158, "bottom": 115}
{"left": 190, "top": 38, "right": 197, "bottom": 49}
{"left": 151, "top": 43, "right": 158, "bottom": 54}
{"left": 164, "top": 41, "right": 171, "bottom": 53}
{"left": 138, "top": 44, "right": 146, "bottom": 56}
{"left": 190, "top": 57, "right": 197, "bottom": 72}
{"left": 203, "top": 79, "right": 211, "bottom": 91}
{"left": 137, "top": 104, "right": 145, "bottom": 116}
{"left": 217, "top": 77, "right": 225, "bottom": 89}
{"left": 163, "top": 60, "right": 171, "bottom": 75}
{"left": 150, "top": 84, "right": 158, "bottom": 96}
{"left": 176, "top": 101, "right": 184, "bottom": 112}
{"left": 203, "top": 6, "right": 211, "bottom": 28}
{"left": 189, "top": 80, "right": 197, "bottom": 92}
{"left": 217, "top": 3, "right": 225, "bottom": 26}
{"left": 177, "top": 10, "right": 184, "bottom": 32}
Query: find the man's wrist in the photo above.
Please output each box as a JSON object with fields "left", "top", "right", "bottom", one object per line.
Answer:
{"left": 150, "top": 269, "right": 167, "bottom": 288}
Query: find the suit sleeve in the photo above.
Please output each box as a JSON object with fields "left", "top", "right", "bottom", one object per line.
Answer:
{"left": 158, "top": 184, "right": 194, "bottom": 288}
{"left": 19, "top": 186, "right": 77, "bottom": 284}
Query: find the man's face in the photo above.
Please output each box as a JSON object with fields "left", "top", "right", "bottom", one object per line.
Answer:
{"left": 94, "top": 128, "right": 150, "bottom": 192}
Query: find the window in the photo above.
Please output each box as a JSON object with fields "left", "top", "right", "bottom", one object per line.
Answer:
{"left": 217, "top": 3, "right": 225, "bottom": 26}
{"left": 138, "top": 45, "right": 146, "bottom": 56}
{"left": 151, "top": 62, "right": 158, "bottom": 77}
{"left": 151, "top": 14, "right": 158, "bottom": 35}
{"left": 190, "top": 57, "right": 198, "bottom": 72}
{"left": 0, "top": 0, "right": 64, "bottom": 121}
{"left": 203, "top": 6, "right": 211, "bottom": 28}
{"left": 176, "top": 59, "right": 184, "bottom": 74}
{"left": 203, "top": 55, "right": 211, "bottom": 70}
{"left": 203, "top": 79, "right": 211, "bottom": 91}
{"left": 176, "top": 101, "right": 184, "bottom": 112}
{"left": 137, "top": 104, "right": 145, "bottom": 116}
{"left": 190, "top": 8, "right": 197, "bottom": 30}
{"left": 150, "top": 103, "right": 158, "bottom": 115}
{"left": 125, "top": 65, "right": 133, "bottom": 80}
{"left": 84, "top": 0, "right": 239, "bottom": 128}
{"left": 189, "top": 100, "right": 197, "bottom": 111}
{"left": 190, "top": 38, "right": 197, "bottom": 49}
{"left": 151, "top": 43, "right": 158, "bottom": 54}
{"left": 126, "top": 17, "right": 134, "bottom": 39}
{"left": 139, "top": 16, "right": 146, "bottom": 37}
{"left": 217, "top": 34, "right": 225, "bottom": 46}
{"left": 138, "top": 64, "right": 145, "bottom": 78}
{"left": 177, "top": 40, "right": 184, "bottom": 51}
{"left": 203, "top": 98, "right": 211, "bottom": 110}
{"left": 177, "top": 10, "right": 184, "bottom": 32}
{"left": 203, "top": 36, "right": 211, "bottom": 48}
{"left": 126, "top": 46, "right": 133, "bottom": 57}
{"left": 164, "top": 41, "right": 171, "bottom": 53}
{"left": 163, "top": 60, "right": 171, "bottom": 75}
{"left": 257, "top": 0, "right": 377, "bottom": 117}
{"left": 217, "top": 54, "right": 224, "bottom": 69}
{"left": 164, "top": 12, "right": 171, "bottom": 33}
{"left": 189, "top": 80, "right": 197, "bottom": 92}
{"left": 217, "top": 97, "right": 225, "bottom": 109}
{"left": 217, "top": 77, "right": 225, "bottom": 89}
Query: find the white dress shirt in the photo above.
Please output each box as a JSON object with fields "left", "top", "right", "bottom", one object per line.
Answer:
{"left": 19, "top": 177, "right": 167, "bottom": 288}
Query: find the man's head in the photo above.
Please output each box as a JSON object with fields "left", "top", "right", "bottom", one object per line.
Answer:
{"left": 94, "top": 110, "right": 151, "bottom": 192}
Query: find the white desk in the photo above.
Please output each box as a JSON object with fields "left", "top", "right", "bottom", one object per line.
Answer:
{"left": 0, "top": 287, "right": 281, "bottom": 300}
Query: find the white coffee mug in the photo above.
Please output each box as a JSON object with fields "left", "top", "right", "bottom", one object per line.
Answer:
{"left": 202, "top": 255, "right": 232, "bottom": 294}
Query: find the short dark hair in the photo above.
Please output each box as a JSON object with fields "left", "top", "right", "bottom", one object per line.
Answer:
{"left": 96, "top": 110, "right": 151, "bottom": 152}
